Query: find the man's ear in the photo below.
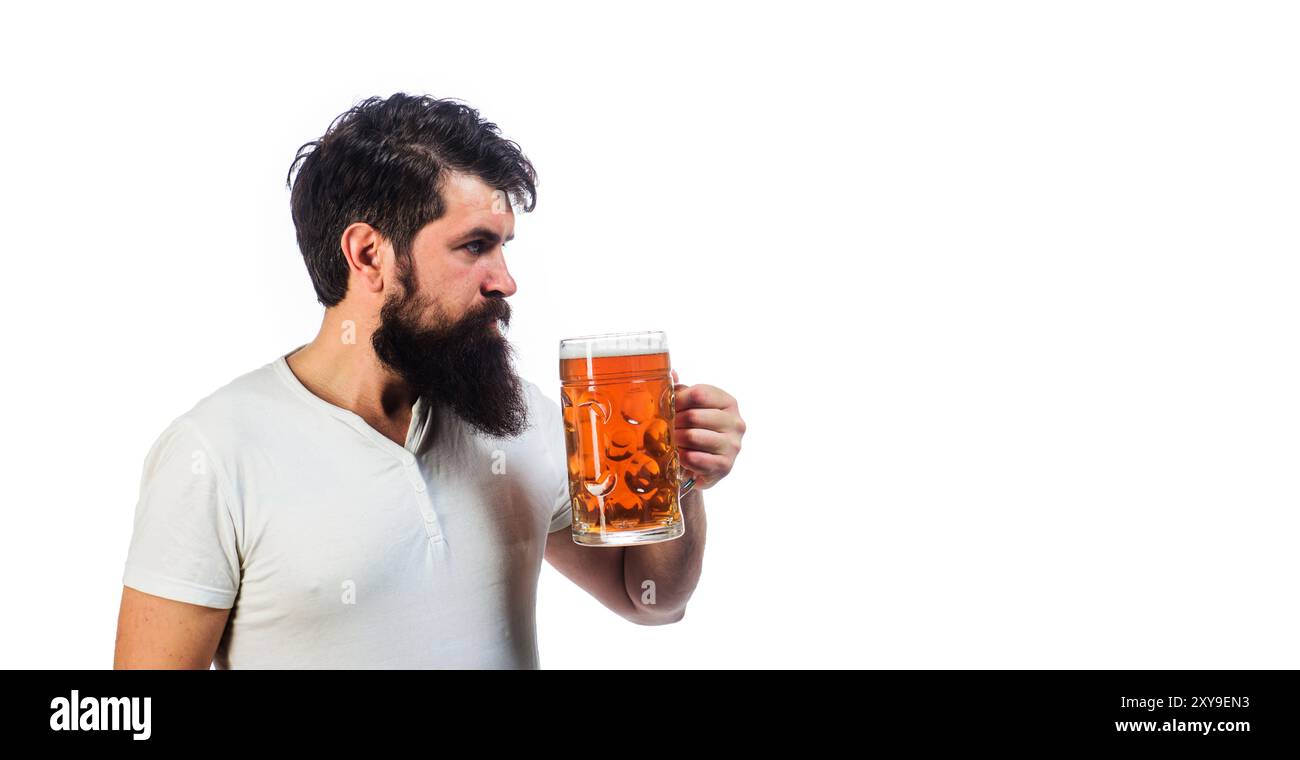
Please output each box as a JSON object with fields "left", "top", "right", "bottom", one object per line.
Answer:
{"left": 339, "top": 222, "right": 388, "bottom": 296}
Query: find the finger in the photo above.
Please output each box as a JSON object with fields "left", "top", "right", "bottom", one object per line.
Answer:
{"left": 674, "top": 427, "right": 733, "bottom": 456}
{"left": 674, "top": 383, "right": 736, "bottom": 412}
{"left": 675, "top": 408, "right": 745, "bottom": 434}
{"left": 680, "top": 448, "right": 730, "bottom": 475}
{"left": 671, "top": 369, "right": 680, "bottom": 385}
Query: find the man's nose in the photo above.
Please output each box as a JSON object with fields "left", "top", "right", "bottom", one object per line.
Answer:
{"left": 482, "top": 250, "right": 517, "bottom": 298}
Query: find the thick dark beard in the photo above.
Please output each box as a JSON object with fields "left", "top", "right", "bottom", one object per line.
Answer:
{"left": 371, "top": 276, "right": 528, "bottom": 440}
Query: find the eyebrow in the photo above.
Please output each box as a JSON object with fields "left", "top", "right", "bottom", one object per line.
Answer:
{"left": 454, "top": 226, "right": 515, "bottom": 245}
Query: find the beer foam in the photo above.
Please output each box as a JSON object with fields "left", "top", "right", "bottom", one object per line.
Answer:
{"left": 559, "top": 331, "right": 668, "bottom": 359}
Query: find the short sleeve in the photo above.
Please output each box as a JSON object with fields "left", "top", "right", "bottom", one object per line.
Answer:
{"left": 122, "top": 417, "right": 242, "bottom": 609}
{"left": 548, "top": 487, "right": 572, "bottom": 534}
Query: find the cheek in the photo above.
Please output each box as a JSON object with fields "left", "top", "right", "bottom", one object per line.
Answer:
{"left": 414, "top": 259, "right": 475, "bottom": 302}
{"left": 426, "top": 274, "right": 482, "bottom": 322}
{"left": 454, "top": 265, "right": 490, "bottom": 301}
{"left": 445, "top": 279, "right": 478, "bottom": 314}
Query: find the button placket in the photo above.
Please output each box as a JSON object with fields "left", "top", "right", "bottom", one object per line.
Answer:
{"left": 403, "top": 456, "right": 443, "bottom": 542}
{"left": 276, "top": 357, "right": 444, "bottom": 543}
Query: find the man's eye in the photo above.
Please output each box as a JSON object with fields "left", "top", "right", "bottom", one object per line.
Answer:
{"left": 464, "top": 240, "right": 486, "bottom": 255}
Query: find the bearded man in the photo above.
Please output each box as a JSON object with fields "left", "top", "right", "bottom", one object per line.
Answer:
{"left": 113, "top": 93, "right": 745, "bottom": 669}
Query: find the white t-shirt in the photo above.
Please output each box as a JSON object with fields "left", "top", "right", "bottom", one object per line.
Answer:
{"left": 121, "top": 350, "right": 573, "bottom": 669}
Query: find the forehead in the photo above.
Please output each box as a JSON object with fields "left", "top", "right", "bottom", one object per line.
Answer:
{"left": 421, "top": 171, "right": 515, "bottom": 241}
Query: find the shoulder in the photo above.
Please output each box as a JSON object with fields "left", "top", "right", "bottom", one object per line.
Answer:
{"left": 495, "top": 376, "right": 563, "bottom": 458}
{"left": 156, "top": 358, "right": 297, "bottom": 463}
{"left": 498, "top": 376, "right": 568, "bottom": 504}
{"left": 520, "top": 376, "right": 561, "bottom": 423}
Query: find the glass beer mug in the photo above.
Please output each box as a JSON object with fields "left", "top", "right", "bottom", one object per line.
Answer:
{"left": 559, "top": 331, "right": 694, "bottom": 545}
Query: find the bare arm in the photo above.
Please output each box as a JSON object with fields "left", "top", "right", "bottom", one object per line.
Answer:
{"left": 543, "top": 489, "right": 707, "bottom": 625}
{"left": 114, "top": 586, "right": 230, "bottom": 669}
{"left": 621, "top": 488, "right": 707, "bottom": 623}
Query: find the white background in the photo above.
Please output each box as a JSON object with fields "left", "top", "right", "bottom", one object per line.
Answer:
{"left": 1, "top": 1, "right": 1296, "bottom": 668}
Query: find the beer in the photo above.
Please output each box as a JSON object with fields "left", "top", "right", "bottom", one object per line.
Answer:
{"left": 559, "top": 331, "right": 689, "bottom": 545}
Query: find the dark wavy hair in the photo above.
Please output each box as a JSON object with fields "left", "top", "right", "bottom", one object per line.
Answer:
{"left": 285, "top": 93, "right": 537, "bottom": 307}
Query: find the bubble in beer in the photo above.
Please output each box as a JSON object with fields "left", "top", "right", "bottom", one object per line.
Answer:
{"left": 643, "top": 418, "right": 671, "bottom": 457}
{"left": 606, "top": 426, "right": 634, "bottom": 461}
{"left": 621, "top": 387, "right": 655, "bottom": 425}
{"left": 624, "top": 454, "right": 662, "bottom": 494}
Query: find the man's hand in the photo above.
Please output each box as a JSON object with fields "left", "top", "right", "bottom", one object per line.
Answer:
{"left": 671, "top": 370, "right": 745, "bottom": 491}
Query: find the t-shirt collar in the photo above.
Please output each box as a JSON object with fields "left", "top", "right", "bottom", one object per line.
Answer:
{"left": 273, "top": 347, "right": 427, "bottom": 462}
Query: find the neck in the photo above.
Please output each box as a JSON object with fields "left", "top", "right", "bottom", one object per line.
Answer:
{"left": 286, "top": 306, "right": 416, "bottom": 424}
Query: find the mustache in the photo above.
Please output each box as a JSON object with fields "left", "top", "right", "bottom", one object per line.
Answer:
{"left": 462, "top": 297, "right": 511, "bottom": 331}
